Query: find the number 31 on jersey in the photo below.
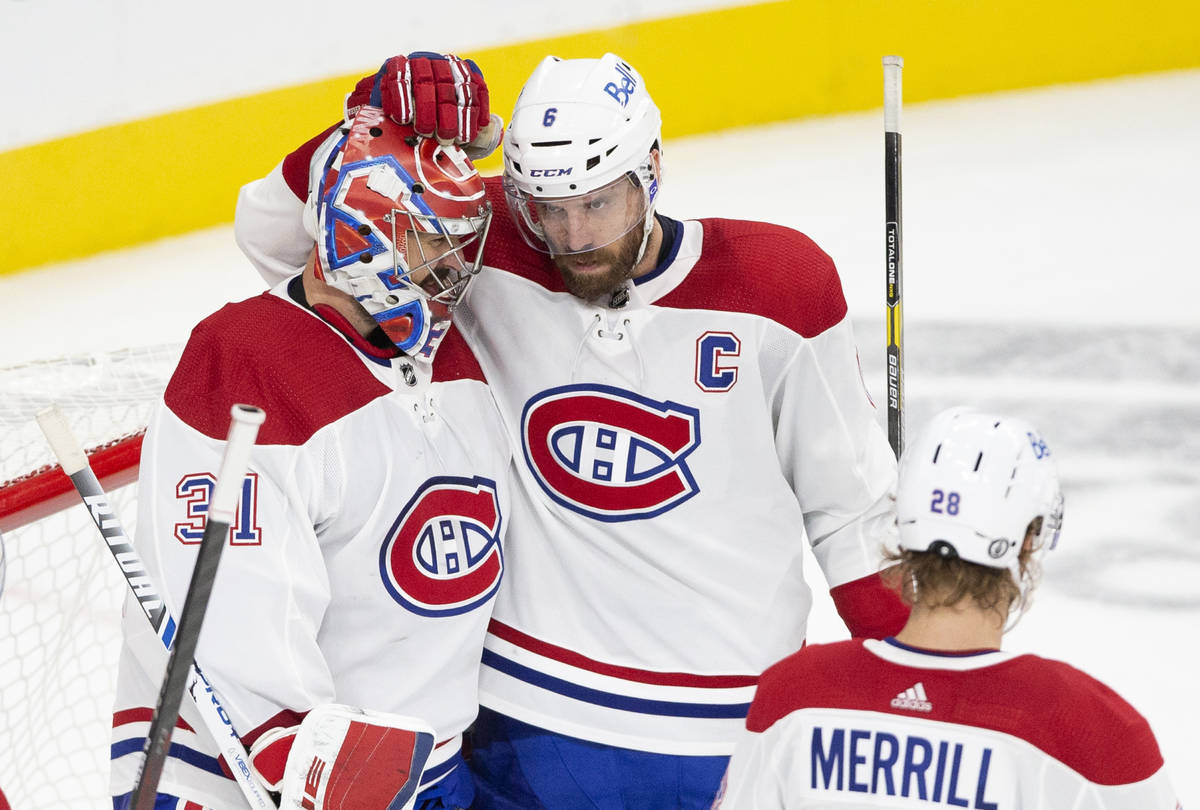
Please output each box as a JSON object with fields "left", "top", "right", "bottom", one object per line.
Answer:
{"left": 174, "top": 472, "right": 262, "bottom": 545}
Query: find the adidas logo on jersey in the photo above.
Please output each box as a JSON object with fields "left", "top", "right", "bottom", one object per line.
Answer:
{"left": 890, "top": 682, "right": 933, "bottom": 712}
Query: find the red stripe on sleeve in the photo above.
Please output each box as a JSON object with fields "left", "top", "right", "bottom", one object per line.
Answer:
{"left": 112, "top": 707, "right": 195, "bottom": 734}
{"left": 488, "top": 619, "right": 757, "bottom": 688}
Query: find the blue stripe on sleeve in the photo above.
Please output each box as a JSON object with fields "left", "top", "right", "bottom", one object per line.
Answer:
{"left": 481, "top": 649, "right": 750, "bottom": 719}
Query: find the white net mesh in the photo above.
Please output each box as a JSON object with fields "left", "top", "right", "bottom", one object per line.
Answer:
{"left": 0, "top": 345, "right": 181, "bottom": 482}
{"left": 0, "top": 344, "right": 181, "bottom": 809}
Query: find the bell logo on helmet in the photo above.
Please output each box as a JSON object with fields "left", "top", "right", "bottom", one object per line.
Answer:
{"left": 1027, "top": 431, "right": 1050, "bottom": 459}
{"left": 603, "top": 62, "right": 638, "bottom": 107}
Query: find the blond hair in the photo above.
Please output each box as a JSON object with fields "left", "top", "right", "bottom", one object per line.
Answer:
{"left": 883, "top": 517, "right": 1044, "bottom": 622}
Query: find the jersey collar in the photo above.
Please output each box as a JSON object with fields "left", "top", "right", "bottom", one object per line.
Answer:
{"left": 628, "top": 217, "right": 701, "bottom": 305}
{"left": 864, "top": 637, "right": 1019, "bottom": 671}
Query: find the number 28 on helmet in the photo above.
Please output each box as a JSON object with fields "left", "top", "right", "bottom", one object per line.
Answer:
{"left": 897, "top": 407, "right": 1065, "bottom": 596}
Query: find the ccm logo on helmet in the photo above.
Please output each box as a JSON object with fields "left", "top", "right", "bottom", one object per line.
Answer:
{"left": 522, "top": 384, "right": 701, "bottom": 522}
{"left": 603, "top": 62, "right": 638, "bottom": 107}
{"left": 529, "top": 168, "right": 573, "bottom": 177}
{"left": 379, "top": 476, "right": 503, "bottom": 617}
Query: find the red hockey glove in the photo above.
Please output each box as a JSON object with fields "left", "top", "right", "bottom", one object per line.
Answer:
{"left": 346, "top": 52, "right": 490, "bottom": 146}
{"left": 249, "top": 704, "right": 436, "bottom": 810}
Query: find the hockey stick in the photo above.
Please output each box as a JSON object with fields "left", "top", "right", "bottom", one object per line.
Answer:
{"left": 130, "top": 403, "right": 266, "bottom": 809}
{"left": 36, "top": 404, "right": 275, "bottom": 810}
{"left": 883, "top": 55, "right": 905, "bottom": 459}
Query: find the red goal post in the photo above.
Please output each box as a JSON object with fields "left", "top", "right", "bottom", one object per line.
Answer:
{"left": 0, "top": 343, "right": 180, "bottom": 809}
{"left": 0, "top": 433, "right": 144, "bottom": 533}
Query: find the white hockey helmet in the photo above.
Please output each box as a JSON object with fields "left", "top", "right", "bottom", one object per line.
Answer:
{"left": 897, "top": 407, "right": 1064, "bottom": 588}
{"left": 304, "top": 106, "right": 491, "bottom": 361}
{"left": 501, "top": 53, "right": 662, "bottom": 257}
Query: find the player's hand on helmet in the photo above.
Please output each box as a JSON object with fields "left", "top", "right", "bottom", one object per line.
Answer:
{"left": 345, "top": 52, "right": 493, "bottom": 149}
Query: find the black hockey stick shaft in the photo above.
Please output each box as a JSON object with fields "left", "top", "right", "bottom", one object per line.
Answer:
{"left": 129, "top": 403, "right": 266, "bottom": 810}
{"left": 36, "top": 405, "right": 274, "bottom": 808}
{"left": 883, "top": 55, "right": 905, "bottom": 459}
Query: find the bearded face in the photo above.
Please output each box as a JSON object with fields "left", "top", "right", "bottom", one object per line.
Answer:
{"left": 549, "top": 222, "right": 644, "bottom": 300}
{"left": 531, "top": 177, "right": 649, "bottom": 301}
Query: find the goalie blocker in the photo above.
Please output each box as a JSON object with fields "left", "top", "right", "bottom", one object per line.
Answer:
{"left": 114, "top": 705, "right": 436, "bottom": 810}
{"left": 249, "top": 705, "right": 435, "bottom": 810}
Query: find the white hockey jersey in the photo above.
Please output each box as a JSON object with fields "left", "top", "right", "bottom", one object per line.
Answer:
{"left": 716, "top": 638, "right": 1179, "bottom": 809}
{"left": 235, "top": 158, "right": 904, "bottom": 758}
{"left": 110, "top": 280, "right": 510, "bottom": 808}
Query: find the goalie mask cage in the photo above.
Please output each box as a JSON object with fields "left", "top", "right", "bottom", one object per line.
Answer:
{"left": 0, "top": 344, "right": 181, "bottom": 810}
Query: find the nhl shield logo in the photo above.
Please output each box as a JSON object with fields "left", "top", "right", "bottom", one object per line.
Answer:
{"left": 379, "top": 476, "right": 503, "bottom": 617}
{"left": 521, "top": 384, "right": 702, "bottom": 522}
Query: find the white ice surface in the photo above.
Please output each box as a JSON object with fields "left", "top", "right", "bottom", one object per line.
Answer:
{"left": 1, "top": 68, "right": 1196, "bottom": 805}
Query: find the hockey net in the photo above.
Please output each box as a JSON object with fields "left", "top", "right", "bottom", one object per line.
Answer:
{"left": 0, "top": 343, "right": 181, "bottom": 810}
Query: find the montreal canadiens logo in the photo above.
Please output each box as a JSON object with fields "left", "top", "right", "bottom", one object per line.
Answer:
{"left": 379, "top": 476, "right": 503, "bottom": 617}
{"left": 522, "top": 384, "right": 702, "bottom": 522}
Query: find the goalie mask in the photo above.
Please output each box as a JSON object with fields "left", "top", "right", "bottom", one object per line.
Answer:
{"left": 896, "top": 407, "right": 1064, "bottom": 594}
{"left": 305, "top": 106, "right": 491, "bottom": 361}
{"left": 501, "top": 54, "right": 661, "bottom": 262}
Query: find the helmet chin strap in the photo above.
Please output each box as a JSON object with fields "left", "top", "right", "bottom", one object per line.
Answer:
{"left": 607, "top": 209, "right": 655, "bottom": 308}
{"left": 631, "top": 152, "right": 661, "bottom": 270}
{"left": 634, "top": 205, "right": 656, "bottom": 268}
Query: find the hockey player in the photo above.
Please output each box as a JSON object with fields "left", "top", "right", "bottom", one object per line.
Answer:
{"left": 715, "top": 407, "right": 1180, "bottom": 809}
{"left": 111, "top": 108, "right": 509, "bottom": 810}
{"left": 235, "top": 53, "right": 908, "bottom": 809}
